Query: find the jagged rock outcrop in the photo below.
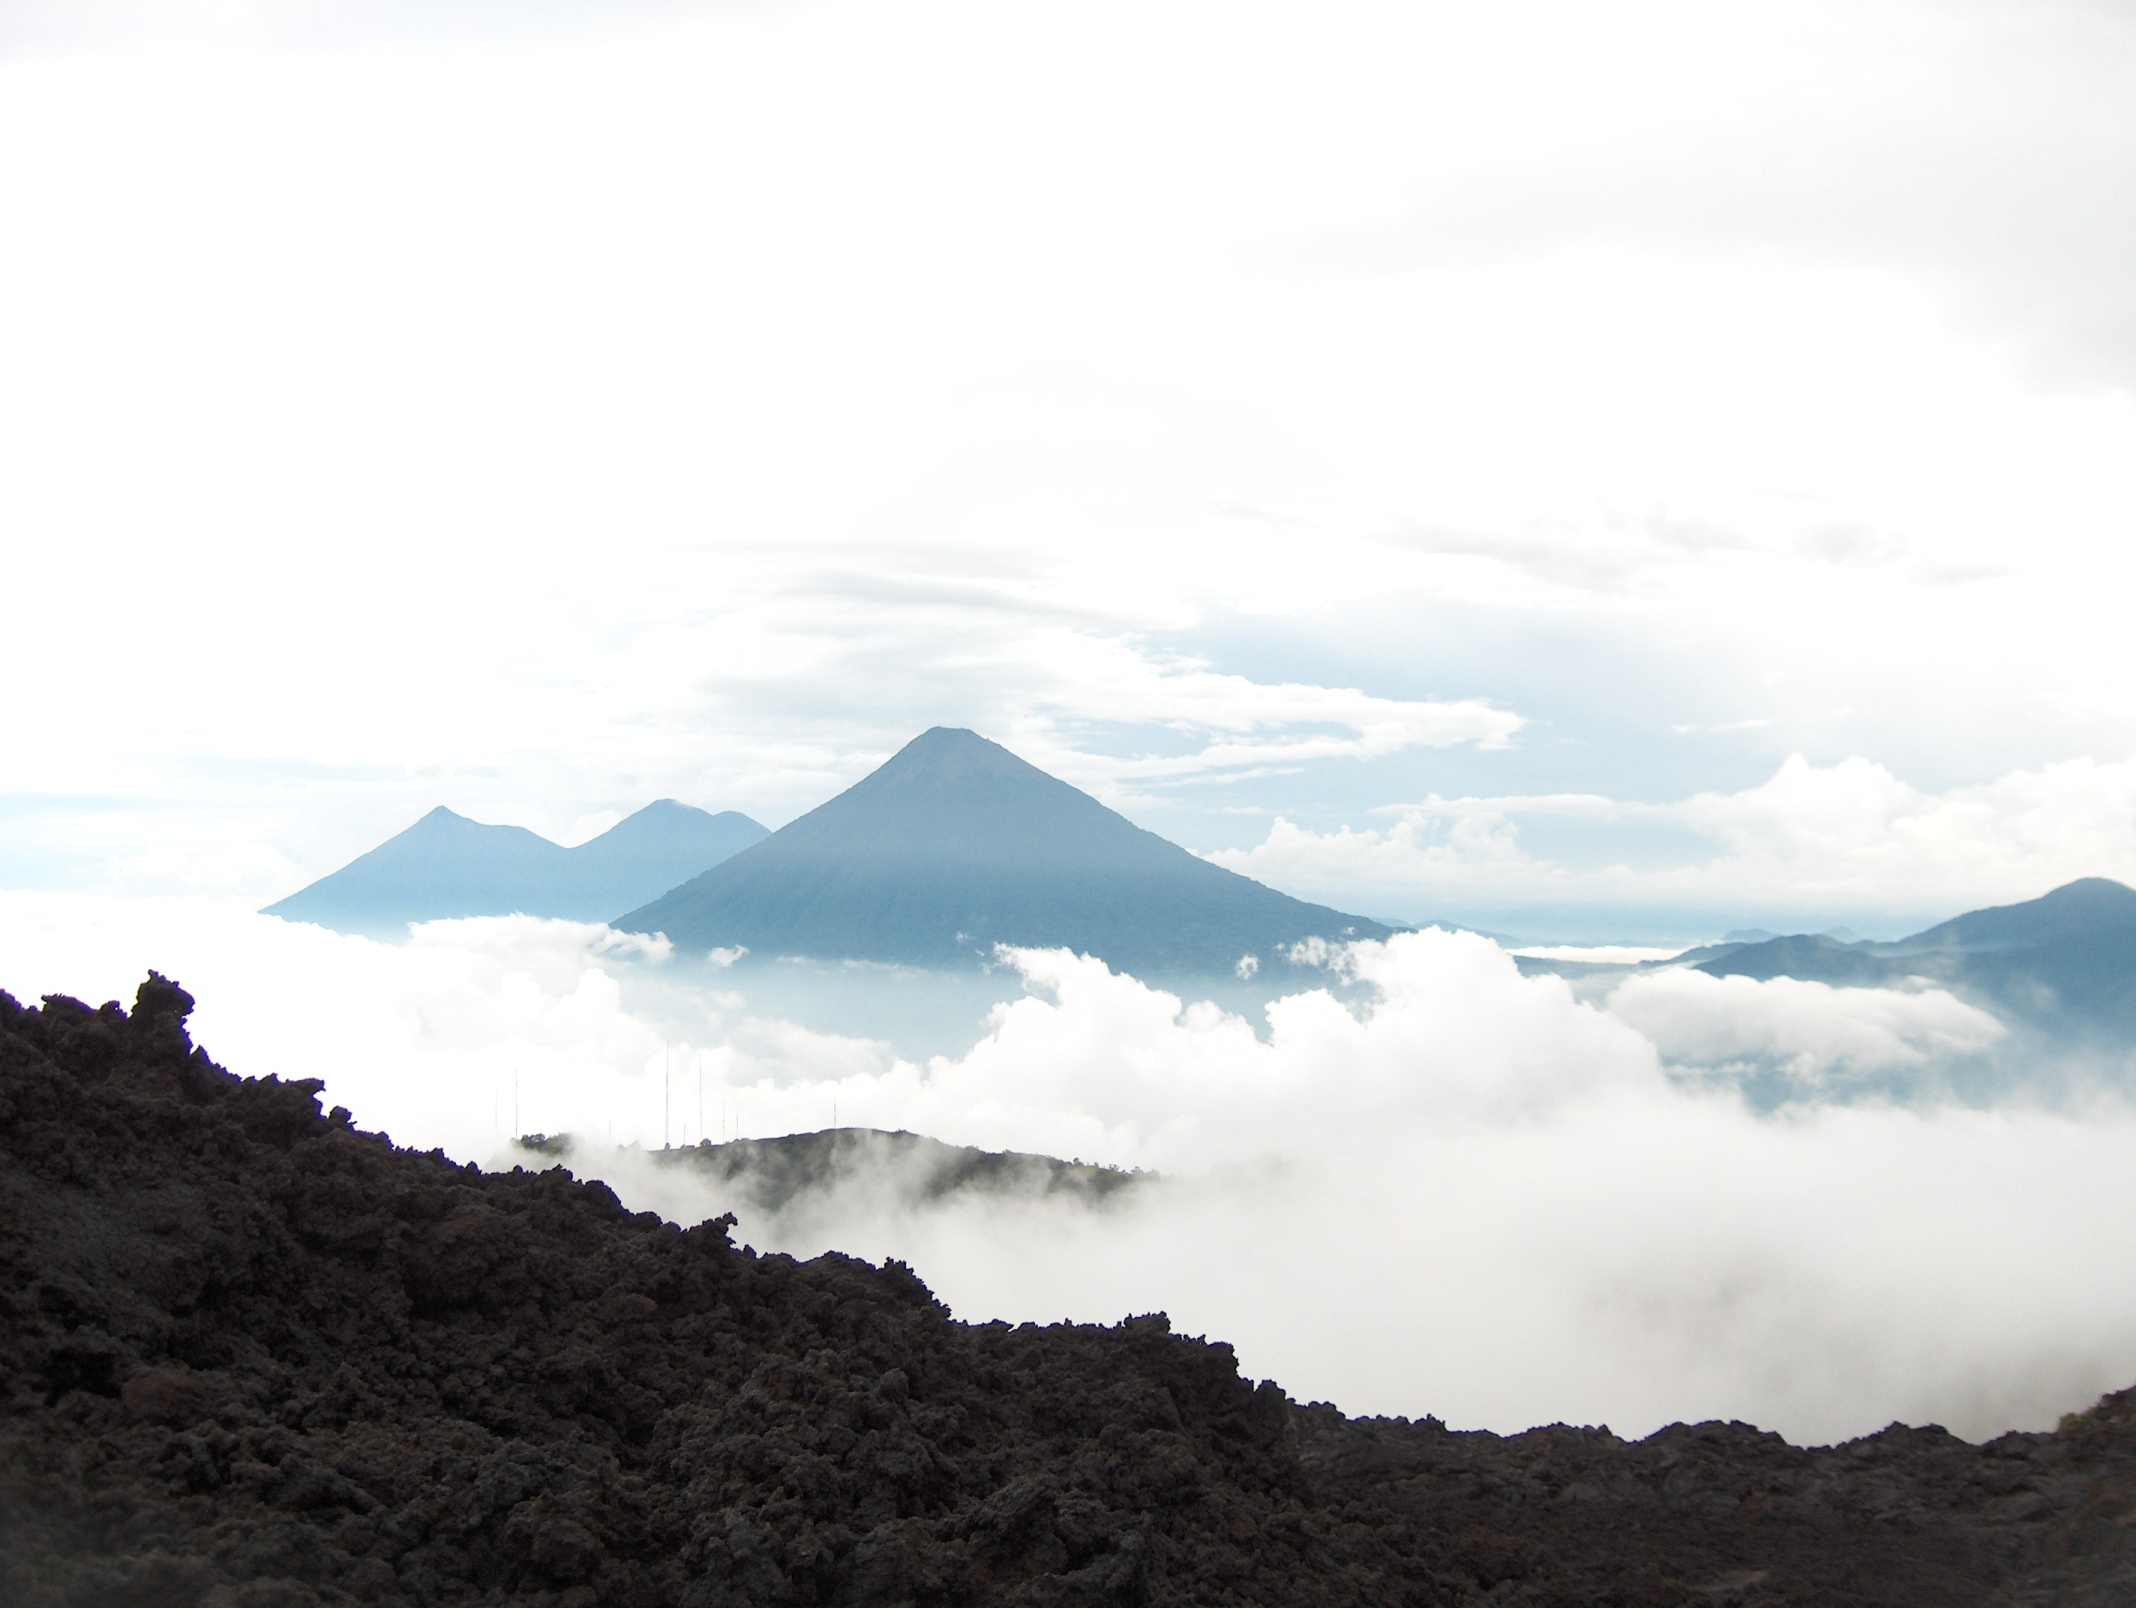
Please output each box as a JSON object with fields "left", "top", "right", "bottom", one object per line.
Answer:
{"left": 4, "top": 976, "right": 2135, "bottom": 1605}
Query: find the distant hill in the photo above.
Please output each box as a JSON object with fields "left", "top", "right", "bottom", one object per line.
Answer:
{"left": 1697, "top": 878, "right": 2136, "bottom": 1034}
{"left": 616, "top": 726, "right": 1388, "bottom": 974}
{"left": 519, "top": 1127, "right": 1145, "bottom": 1218}
{"left": 264, "top": 800, "right": 768, "bottom": 937}
{"left": 1882, "top": 877, "right": 2136, "bottom": 956}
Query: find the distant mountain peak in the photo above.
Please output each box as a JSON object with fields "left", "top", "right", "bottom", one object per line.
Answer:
{"left": 907, "top": 725, "right": 987, "bottom": 749}
{"left": 1697, "top": 875, "right": 2136, "bottom": 1037}
{"left": 867, "top": 726, "right": 1050, "bottom": 785}
{"left": 617, "top": 728, "right": 1385, "bottom": 974}
{"left": 1900, "top": 876, "right": 2136, "bottom": 952}
{"left": 2034, "top": 877, "right": 2136, "bottom": 911}
{"left": 265, "top": 799, "right": 769, "bottom": 937}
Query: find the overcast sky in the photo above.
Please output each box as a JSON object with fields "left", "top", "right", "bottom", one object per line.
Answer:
{"left": 5, "top": 0, "right": 2135, "bottom": 938}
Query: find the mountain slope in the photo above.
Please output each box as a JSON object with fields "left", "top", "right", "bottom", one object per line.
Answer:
{"left": 1886, "top": 876, "right": 2136, "bottom": 954}
{"left": 618, "top": 727, "right": 1387, "bottom": 973}
{"left": 544, "top": 799, "right": 768, "bottom": 916}
{"left": 264, "top": 800, "right": 767, "bottom": 936}
{"left": 1697, "top": 877, "right": 2136, "bottom": 1034}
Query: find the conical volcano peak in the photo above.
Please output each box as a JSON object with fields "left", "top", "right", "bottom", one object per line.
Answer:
{"left": 900, "top": 725, "right": 996, "bottom": 754}
{"left": 869, "top": 727, "right": 1050, "bottom": 786}
{"left": 413, "top": 805, "right": 477, "bottom": 830}
{"left": 750, "top": 726, "right": 1145, "bottom": 869}
{"left": 618, "top": 728, "right": 1387, "bottom": 973}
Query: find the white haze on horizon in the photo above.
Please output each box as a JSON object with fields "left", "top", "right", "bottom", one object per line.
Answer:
{"left": 3, "top": 890, "right": 2135, "bottom": 1449}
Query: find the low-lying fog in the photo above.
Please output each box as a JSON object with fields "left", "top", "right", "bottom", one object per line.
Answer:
{"left": 6, "top": 889, "right": 2134, "bottom": 1448}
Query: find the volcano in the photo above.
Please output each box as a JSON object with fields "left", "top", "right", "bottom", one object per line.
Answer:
{"left": 265, "top": 800, "right": 768, "bottom": 937}
{"left": 616, "top": 727, "right": 1386, "bottom": 974}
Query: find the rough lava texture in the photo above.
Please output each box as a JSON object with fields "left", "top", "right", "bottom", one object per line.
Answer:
{"left": 4, "top": 977, "right": 2136, "bottom": 1606}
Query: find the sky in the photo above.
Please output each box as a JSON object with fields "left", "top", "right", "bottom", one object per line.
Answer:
{"left": 5, "top": 0, "right": 2136, "bottom": 938}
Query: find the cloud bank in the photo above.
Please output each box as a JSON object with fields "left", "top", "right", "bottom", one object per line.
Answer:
{"left": 6, "top": 892, "right": 2135, "bottom": 1448}
{"left": 1607, "top": 968, "right": 2007, "bottom": 1086}
{"left": 1212, "top": 753, "right": 2136, "bottom": 927}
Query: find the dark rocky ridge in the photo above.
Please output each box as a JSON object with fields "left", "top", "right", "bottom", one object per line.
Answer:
{"left": 5, "top": 977, "right": 2136, "bottom": 1606}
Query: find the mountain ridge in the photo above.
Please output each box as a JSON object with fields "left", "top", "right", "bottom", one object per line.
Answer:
{"left": 264, "top": 799, "right": 768, "bottom": 936}
{"left": 1696, "top": 876, "right": 2136, "bottom": 1033}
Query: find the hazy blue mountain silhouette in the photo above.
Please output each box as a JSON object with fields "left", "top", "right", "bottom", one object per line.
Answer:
{"left": 264, "top": 800, "right": 768, "bottom": 937}
{"left": 617, "top": 727, "right": 1388, "bottom": 974}
{"left": 1884, "top": 877, "right": 2136, "bottom": 954}
{"left": 1698, "top": 877, "right": 2136, "bottom": 1033}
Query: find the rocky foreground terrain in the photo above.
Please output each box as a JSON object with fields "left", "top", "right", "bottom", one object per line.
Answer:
{"left": 5, "top": 978, "right": 2136, "bottom": 1606}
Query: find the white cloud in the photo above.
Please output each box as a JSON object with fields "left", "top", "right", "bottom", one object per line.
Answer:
{"left": 666, "top": 618, "right": 1521, "bottom": 810}
{"left": 1665, "top": 755, "right": 2136, "bottom": 903}
{"left": 1213, "top": 754, "right": 2136, "bottom": 923}
{"left": 0, "top": 0, "right": 691, "bottom": 53}
{"left": 1512, "top": 944, "right": 1684, "bottom": 963}
{"left": 7, "top": 894, "right": 2136, "bottom": 1448}
{"left": 996, "top": 635, "right": 1523, "bottom": 785}
{"left": 1606, "top": 968, "right": 2007, "bottom": 1083}
{"left": 1216, "top": 809, "right": 1543, "bottom": 908}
